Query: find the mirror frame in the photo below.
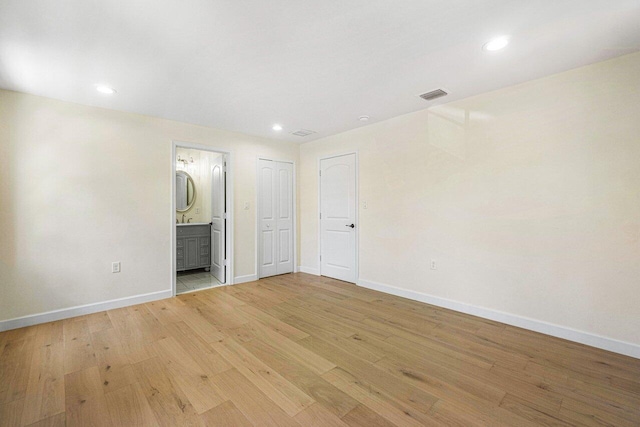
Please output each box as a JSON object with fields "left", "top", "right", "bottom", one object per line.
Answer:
{"left": 176, "top": 170, "right": 197, "bottom": 212}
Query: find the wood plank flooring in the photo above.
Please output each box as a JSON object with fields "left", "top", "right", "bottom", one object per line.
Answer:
{"left": 1, "top": 273, "right": 639, "bottom": 426}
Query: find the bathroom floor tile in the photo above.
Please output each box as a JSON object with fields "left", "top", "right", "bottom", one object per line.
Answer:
{"left": 176, "top": 270, "right": 222, "bottom": 294}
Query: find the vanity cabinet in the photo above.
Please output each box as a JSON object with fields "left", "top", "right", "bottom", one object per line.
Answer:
{"left": 176, "top": 224, "right": 211, "bottom": 271}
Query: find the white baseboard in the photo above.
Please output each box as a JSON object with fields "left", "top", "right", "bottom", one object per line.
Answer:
{"left": 0, "top": 289, "right": 173, "bottom": 333}
{"left": 357, "top": 278, "right": 640, "bottom": 359}
{"left": 234, "top": 274, "right": 258, "bottom": 284}
{"left": 298, "top": 266, "right": 320, "bottom": 276}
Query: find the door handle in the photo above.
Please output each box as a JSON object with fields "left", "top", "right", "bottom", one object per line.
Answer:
{"left": 345, "top": 224, "right": 355, "bottom": 228}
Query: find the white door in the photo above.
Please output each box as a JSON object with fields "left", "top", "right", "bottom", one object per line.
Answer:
{"left": 176, "top": 173, "right": 187, "bottom": 210}
{"left": 320, "top": 153, "right": 357, "bottom": 283}
{"left": 276, "top": 162, "right": 294, "bottom": 274}
{"left": 259, "top": 159, "right": 277, "bottom": 278}
{"left": 259, "top": 159, "right": 294, "bottom": 278}
{"left": 210, "top": 155, "right": 226, "bottom": 283}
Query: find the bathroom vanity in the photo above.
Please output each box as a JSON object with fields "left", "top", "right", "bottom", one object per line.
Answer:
{"left": 176, "top": 223, "right": 211, "bottom": 271}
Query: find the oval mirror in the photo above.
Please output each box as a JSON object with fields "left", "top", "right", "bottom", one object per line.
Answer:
{"left": 176, "top": 171, "right": 196, "bottom": 212}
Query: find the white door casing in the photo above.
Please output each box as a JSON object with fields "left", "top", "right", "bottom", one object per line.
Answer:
{"left": 258, "top": 159, "right": 293, "bottom": 278}
{"left": 320, "top": 153, "right": 357, "bottom": 283}
{"left": 210, "top": 155, "right": 226, "bottom": 283}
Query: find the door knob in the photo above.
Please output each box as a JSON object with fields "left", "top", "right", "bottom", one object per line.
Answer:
{"left": 345, "top": 224, "right": 355, "bottom": 228}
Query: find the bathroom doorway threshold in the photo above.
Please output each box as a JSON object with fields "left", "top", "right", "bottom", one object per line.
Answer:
{"left": 176, "top": 269, "right": 224, "bottom": 295}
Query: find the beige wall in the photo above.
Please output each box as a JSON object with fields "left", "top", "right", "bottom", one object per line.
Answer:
{"left": 0, "top": 90, "right": 298, "bottom": 321}
{"left": 1, "top": 53, "right": 638, "bottom": 351}
{"left": 299, "top": 53, "right": 640, "bottom": 346}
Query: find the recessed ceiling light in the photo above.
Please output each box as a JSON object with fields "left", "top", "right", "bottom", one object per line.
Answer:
{"left": 483, "top": 36, "right": 509, "bottom": 51}
{"left": 272, "top": 124, "right": 283, "bottom": 131}
{"left": 359, "top": 115, "right": 370, "bottom": 122}
{"left": 95, "top": 84, "right": 116, "bottom": 94}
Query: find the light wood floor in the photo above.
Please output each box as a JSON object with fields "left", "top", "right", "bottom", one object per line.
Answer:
{"left": 1, "top": 273, "right": 639, "bottom": 426}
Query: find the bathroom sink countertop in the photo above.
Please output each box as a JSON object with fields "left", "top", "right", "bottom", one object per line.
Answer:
{"left": 177, "top": 222, "right": 210, "bottom": 226}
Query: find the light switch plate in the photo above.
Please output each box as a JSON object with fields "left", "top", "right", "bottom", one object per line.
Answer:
{"left": 112, "top": 262, "right": 121, "bottom": 273}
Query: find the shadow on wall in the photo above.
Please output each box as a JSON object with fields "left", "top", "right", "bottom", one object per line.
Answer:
{"left": 0, "top": 94, "right": 89, "bottom": 321}
{"left": 0, "top": 99, "right": 18, "bottom": 319}
{"left": 0, "top": 92, "right": 167, "bottom": 322}
{"left": 426, "top": 105, "right": 495, "bottom": 161}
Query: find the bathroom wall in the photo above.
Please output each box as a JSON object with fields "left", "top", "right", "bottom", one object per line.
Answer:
{"left": 0, "top": 89, "right": 298, "bottom": 323}
{"left": 175, "top": 147, "right": 222, "bottom": 224}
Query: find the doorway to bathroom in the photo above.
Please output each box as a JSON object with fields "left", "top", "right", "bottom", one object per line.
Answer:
{"left": 172, "top": 141, "right": 233, "bottom": 295}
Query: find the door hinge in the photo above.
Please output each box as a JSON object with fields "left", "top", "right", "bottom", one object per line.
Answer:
{"left": 319, "top": 212, "right": 322, "bottom": 219}
{"left": 224, "top": 259, "right": 228, "bottom": 266}
{"left": 320, "top": 255, "right": 322, "bottom": 261}
{"left": 224, "top": 212, "right": 227, "bottom": 219}
{"left": 319, "top": 170, "right": 322, "bottom": 176}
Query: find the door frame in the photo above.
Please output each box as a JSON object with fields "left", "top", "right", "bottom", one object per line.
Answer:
{"left": 317, "top": 151, "right": 359, "bottom": 283}
{"left": 256, "top": 156, "right": 298, "bottom": 279}
{"left": 171, "top": 140, "right": 234, "bottom": 296}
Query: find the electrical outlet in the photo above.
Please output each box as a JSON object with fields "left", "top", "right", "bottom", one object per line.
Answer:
{"left": 363, "top": 201, "right": 368, "bottom": 209}
{"left": 195, "top": 207, "right": 200, "bottom": 214}
{"left": 244, "top": 202, "right": 250, "bottom": 210}
{"left": 430, "top": 259, "right": 437, "bottom": 270}
{"left": 112, "top": 262, "right": 121, "bottom": 273}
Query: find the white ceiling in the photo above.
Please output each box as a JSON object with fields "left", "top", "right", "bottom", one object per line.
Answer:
{"left": 1, "top": 1, "right": 639, "bottom": 142}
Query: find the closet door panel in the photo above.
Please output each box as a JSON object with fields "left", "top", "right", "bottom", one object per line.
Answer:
{"left": 258, "top": 159, "right": 278, "bottom": 278}
{"left": 276, "top": 162, "right": 293, "bottom": 274}
{"left": 259, "top": 160, "right": 293, "bottom": 278}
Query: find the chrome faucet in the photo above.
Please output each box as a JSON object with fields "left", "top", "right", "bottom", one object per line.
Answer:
{"left": 181, "top": 213, "right": 186, "bottom": 223}
{"left": 187, "top": 218, "right": 193, "bottom": 223}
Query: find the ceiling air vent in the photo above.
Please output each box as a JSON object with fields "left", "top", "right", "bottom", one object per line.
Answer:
{"left": 419, "top": 89, "right": 448, "bottom": 101}
{"left": 291, "top": 129, "right": 316, "bottom": 137}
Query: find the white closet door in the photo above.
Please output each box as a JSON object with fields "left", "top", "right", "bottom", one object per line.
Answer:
{"left": 259, "top": 159, "right": 294, "bottom": 278}
{"left": 259, "top": 159, "right": 278, "bottom": 277}
{"left": 320, "top": 153, "right": 357, "bottom": 283}
{"left": 276, "top": 162, "right": 293, "bottom": 274}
